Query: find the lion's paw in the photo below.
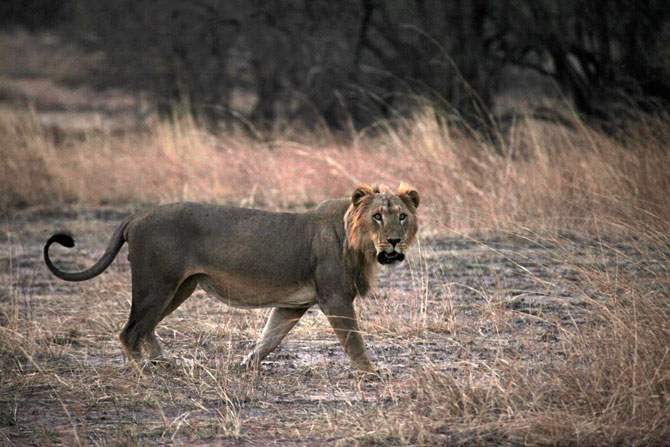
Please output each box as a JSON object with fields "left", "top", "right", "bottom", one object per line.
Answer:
{"left": 351, "top": 366, "right": 391, "bottom": 382}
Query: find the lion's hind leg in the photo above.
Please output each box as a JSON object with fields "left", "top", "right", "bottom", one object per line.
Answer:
{"left": 120, "top": 276, "right": 187, "bottom": 362}
{"left": 158, "top": 277, "right": 198, "bottom": 323}
{"left": 144, "top": 277, "right": 198, "bottom": 359}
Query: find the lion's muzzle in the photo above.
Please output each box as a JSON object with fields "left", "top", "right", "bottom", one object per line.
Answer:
{"left": 376, "top": 237, "right": 407, "bottom": 264}
{"left": 376, "top": 250, "right": 405, "bottom": 265}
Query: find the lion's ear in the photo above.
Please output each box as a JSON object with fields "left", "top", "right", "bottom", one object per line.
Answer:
{"left": 398, "top": 185, "right": 420, "bottom": 209}
{"left": 351, "top": 184, "right": 375, "bottom": 206}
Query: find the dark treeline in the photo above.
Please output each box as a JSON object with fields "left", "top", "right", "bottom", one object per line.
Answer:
{"left": 4, "top": 0, "right": 670, "bottom": 130}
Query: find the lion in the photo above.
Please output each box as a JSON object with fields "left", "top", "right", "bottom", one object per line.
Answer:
{"left": 43, "top": 184, "right": 420, "bottom": 374}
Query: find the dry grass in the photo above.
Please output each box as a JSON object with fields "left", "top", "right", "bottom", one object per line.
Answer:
{"left": 356, "top": 230, "right": 670, "bottom": 446}
{"left": 2, "top": 103, "right": 668, "bottom": 233}
{"left": 1, "top": 102, "right": 669, "bottom": 445}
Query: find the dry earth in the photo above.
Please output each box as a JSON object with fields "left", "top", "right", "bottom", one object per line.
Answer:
{"left": 0, "top": 206, "right": 665, "bottom": 446}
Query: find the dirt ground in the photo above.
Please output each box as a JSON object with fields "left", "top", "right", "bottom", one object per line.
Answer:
{"left": 0, "top": 206, "right": 665, "bottom": 446}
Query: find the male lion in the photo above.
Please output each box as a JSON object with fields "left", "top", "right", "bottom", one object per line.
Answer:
{"left": 44, "top": 184, "right": 420, "bottom": 374}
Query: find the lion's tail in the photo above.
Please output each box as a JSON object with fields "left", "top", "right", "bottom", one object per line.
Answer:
{"left": 44, "top": 215, "right": 134, "bottom": 282}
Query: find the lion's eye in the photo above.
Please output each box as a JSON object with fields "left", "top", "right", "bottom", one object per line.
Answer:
{"left": 373, "top": 213, "right": 382, "bottom": 221}
{"left": 399, "top": 213, "right": 407, "bottom": 221}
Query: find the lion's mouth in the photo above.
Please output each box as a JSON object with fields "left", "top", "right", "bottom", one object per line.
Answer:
{"left": 377, "top": 251, "right": 405, "bottom": 265}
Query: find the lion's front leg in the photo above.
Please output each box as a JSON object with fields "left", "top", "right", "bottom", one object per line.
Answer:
{"left": 241, "top": 306, "right": 308, "bottom": 369}
{"left": 318, "top": 296, "right": 377, "bottom": 374}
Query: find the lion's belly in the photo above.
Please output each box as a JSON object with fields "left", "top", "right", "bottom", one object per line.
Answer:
{"left": 197, "top": 274, "right": 317, "bottom": 309}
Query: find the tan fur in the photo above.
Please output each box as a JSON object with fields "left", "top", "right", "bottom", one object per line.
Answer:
{"left": 44, "top": 184, "right": 420, "bottom": 375}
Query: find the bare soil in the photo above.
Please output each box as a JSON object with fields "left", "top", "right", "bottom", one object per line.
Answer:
{"left": 0, "top": 206, "right": 666, "bottom": 446}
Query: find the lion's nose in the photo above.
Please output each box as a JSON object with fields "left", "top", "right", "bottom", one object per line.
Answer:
{"left": 387, "top": 238, "right": 401, "bottom": 247}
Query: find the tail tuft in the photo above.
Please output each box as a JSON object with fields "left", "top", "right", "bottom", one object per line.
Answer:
{"left": 48, "top": 233, "right": 75, "bottom": 248}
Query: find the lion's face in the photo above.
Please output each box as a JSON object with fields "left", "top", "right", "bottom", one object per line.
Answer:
{"left": 345, "top": 184, "right": 420, "bottom": 266}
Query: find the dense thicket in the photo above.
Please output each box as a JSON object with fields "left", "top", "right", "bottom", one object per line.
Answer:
{"left": 0, "top": 0, "right": 73, "bottom": 30}
{"left": 8, "top": 0, "right": 670, "bottom": 129}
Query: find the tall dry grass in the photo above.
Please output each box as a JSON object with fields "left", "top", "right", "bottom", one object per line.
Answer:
{"left": 349, "top": 229, "right": 670, "bottom": 446}
{"left": 2, "top": 104, "right": 668, "bottom": 233}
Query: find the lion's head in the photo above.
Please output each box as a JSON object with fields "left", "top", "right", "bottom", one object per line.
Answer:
{"left": 344, "top": 183, "right": 420, "bottom": 266}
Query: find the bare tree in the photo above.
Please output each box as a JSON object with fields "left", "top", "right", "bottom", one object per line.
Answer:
{"left": 73, "top": 0, "right": 670, "bottom": 130}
